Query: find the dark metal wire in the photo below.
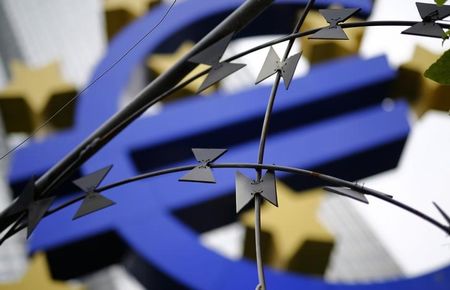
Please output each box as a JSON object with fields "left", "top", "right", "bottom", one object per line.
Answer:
{"left": 253, "top": 1, "right": 315, "bottom": 288}
{"left": 225, "top": 20, "right": 450, "bottom": 63}
{"left": 254, "top": 72, "right": 281, "bottom": 289}
{"left": 51, "top": 165, "right": 196, "bottom": 214}
{"left": 3, "top": 162, "right": 449, "bottom": 244}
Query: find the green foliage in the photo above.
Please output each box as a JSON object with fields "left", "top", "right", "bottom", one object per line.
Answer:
{"left": 440, "top": 30, "right": 450, "bottom": 46}
{"left": 425, "top": 49, "right": 450, "bottom": 85}
{"left": 425, "top": 1, "right": 449, "bottom": 83}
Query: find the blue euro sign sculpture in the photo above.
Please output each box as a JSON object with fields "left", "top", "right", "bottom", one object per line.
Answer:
{"left": 8, "top": 0, "right": 450, "bottom": 289}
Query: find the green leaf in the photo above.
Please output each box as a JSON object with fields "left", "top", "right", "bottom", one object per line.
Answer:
{"left": 425, "top": 49, "right": 450, "bottom": 85}
{"left": 441, "top": 30, "right": 450, "bottom": 45}
{"left": 435, "top": 0, "right": 447, "bottom": 5}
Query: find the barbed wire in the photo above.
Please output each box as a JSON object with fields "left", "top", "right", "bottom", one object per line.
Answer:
{"left": 1, "top": 2, "right": 450, "bottom": 288}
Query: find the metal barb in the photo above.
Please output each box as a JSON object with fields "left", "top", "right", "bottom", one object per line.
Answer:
{"left": 179, "top": 166, "right": 216, "bottom": 183}
{"left": 0, "top": 222, "right": 21, "bottom": 245}
{"left": 433, "top": 202, "right": 450, "bottom": 226}
{"left": 402, "top": 2, "right": 450, "bottom": 38}
{"left": 192, "top": 148, "right": 227, "bottom": 163}
{"left": 72, "top": 165, "right": 115, "bottom": 220}
{"left": 73, "top": 193, "right": 115, "bottom": 220}
{"left": 323, "top": 186, "right": 369, "bottom": 204}
{"left": 189, "top": 33, "right": 246, "bottom": 93}
{"left": 73, "top": 165, "right": 113, "bottom": 192}
{"left": 189, "top": 33, "right": 235, "bottom": 65}
{"left": 255, "top": 47, "right": 281, "bottom": 84}
{"left": 281, "top": 52, "right": 302, "bottom": 89}
{"left": 416, "top": 2, "right": 450, "bottom": 21}
{"left": 2, "top": 177, "right": 56, "bottom": 238}
{"left": 309, "top": 8, "right": 360, "bottom": 40}
{"left": 27, "top": 197, "right": 55, "bottom": 238}
{"left": 235, "top": 171, "right": 278, "bottom": 214}
{"left": 179, "top": 148, "right": 227, "bottom": 183}
{"left": 196, "top": 62, "right": 246, "bottom": 93}
{"left": 7, "top": 178, "right": 36, "bottom": 217}
{"left": 255, "top": 47, "right": 302, "bottom": 89}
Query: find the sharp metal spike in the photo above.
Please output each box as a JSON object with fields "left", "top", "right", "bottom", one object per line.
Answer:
{"left": 73, "top": 193, "right": 115, "bottom": 220}
{"left": 179, "top": 148, "right": 227, "bottom": 183}
{"left": 27, "top": 197, "right": 55, "bottom": 238}
{"left": 235, "top": 171, "right": 278, "bottom": 213}
{"left": 192, "top": 148, "right": 227, "bottom": 163}
{"left": 73, "top": 165, "right": 113, "bottom": 193}
{"left": 0, "top": 218, "right": 27, "bottom": 245}
{"left": 197, "top": 62, "right": 246, "bottom": 93}
{"left": 2, "top": 177, "right": 55, "bottom": 239}
{"left": 179, "top": 166, "right": 216, "bottom": 183}
{"left": 8, "top": 177, "right": 36, "bottom": 216}
{"left": 433, "top": 202, "right": 450, "bottom": 226}
{"left": 255, "top": 48, "right": 301, "bottom": 89}
{"left": 324, "top": 186, "right": 369, "bottom": 204}
{"left": 235, "top": 171, "right": 255, "bottom": 213}
{"left": 417, "top": 2, "right": 438, "bottom": 19}
{"left": 189, "top": 33, "right": 235, "bottom": 65}
{"left": 402, "top": 22, "right": 446, "bottom": 38}
{"left": 309, "top": 8, "right": 360, "bottom": 40}
{"left": 402, "top": 3, "right": 450, "bottom": 38}
{"left": 259, "top": 171, "right": 278, "bottom": 207}
{"left": 255, "top": 47, "right": 280, "bottom": 84}
{"left": 309, "top": 26, "right": 349, "bottom": 40}
{"left": 280, "top": 52, "right": 302, "bottom": 89}
{"left": 320, "top": 8, "right": 360, "bottom": 23}
{"left": 0, "top": 226, "right": 17, "bottom": 246}
{"left": 416, "top": 2, "right": 450, "bottom": 21}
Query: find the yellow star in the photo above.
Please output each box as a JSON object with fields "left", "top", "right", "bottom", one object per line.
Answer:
{"left": 301, "top": 8, "right": 365, "bottom": 64}
{"left": 393, "top": 46, "right": 450, "bottom": 117}
{"left": 147, "top": 42, "right": 217, "bottom": 100}
{"left": 0, "top": 253, "right": 84, "bottom": 290}
{"left": 0, "top": 61, "right": 77, "bottom": 133}
{"left": 241, "top": 181, "right": 335, "bottom": 276}
{"left": 104, "top": 0, "right": 161, "bottom": 40}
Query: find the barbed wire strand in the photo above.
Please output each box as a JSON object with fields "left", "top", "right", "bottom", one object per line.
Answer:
{"left": 2, "top": 162, "right": 449, "bottom": 245}
{"left": 253, "top": 1, "right": 315, "bottom": 288}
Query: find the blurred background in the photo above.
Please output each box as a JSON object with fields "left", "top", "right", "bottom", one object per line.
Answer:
{"left": 0, "top": 0, "right": 449, "bottom": 289}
